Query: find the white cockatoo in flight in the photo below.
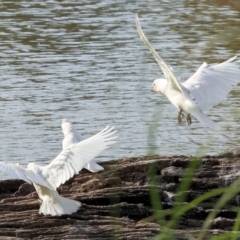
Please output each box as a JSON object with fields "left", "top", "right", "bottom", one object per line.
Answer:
{"left": 135, "top": 14, "right": 240, "bottom": 130}
{"left": 61, "top": 119, "right": 109, "bottom": 172}
{"left": 0, "top": 124, "right": 117, "bottom": 216}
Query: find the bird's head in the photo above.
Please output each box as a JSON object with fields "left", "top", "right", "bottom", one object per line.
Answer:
{"left": 152, "top": 78, "right": 168, "bottom": 95}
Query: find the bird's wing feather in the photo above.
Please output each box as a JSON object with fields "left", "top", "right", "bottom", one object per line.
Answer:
{"left": 181, "top": 56, "right": 240, "bottom": 111}
{"left": 41, "top": 126, "right": 117, "bottom": 189}
{"left": 0, "top": 163, "right": 53, "bottom": 188}
{"left": 135, "top": 14, "right": 183, "bottom": 93}
{"left": 62, "top": 136, "right": 73, "bottom": 150}
{"left": 71, "top": 127, "right": 84, "bottom": 142}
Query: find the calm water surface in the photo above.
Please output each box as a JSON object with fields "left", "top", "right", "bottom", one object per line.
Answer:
{"left": 0, "top": 0, "right": 240, "bottom": 168}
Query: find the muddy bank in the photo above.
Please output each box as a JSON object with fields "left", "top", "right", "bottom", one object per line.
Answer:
{"left": 1, "top": 149, "right": 240, "bottom": 239}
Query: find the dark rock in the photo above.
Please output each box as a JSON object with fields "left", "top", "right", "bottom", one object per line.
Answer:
{"left": 218, "top": 148, "right": 240, "bottom": 158}
{"left": 0, "top": 153, "right": 240, "bottom": 239}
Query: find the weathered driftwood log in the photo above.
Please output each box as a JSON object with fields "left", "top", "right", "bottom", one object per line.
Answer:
{"left": 1, "top": 149, "right": 240, "bottom": 240}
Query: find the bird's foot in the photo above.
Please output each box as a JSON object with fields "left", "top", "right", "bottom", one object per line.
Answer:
{"left": 186, "top": 114, "right": 192, "bottom": 126}
{"left": 177, "top": 110, "right": 185, "bottom": 124}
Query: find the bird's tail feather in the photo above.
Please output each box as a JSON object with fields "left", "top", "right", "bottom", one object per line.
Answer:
{"left": 39, "top": 192, "right": 81, "bottom": 216}
{"left": 85, "top": 161, "right": 104, "bottom": 173}
{"left": 191, "top": 109, "right": 219, "bottom": 130}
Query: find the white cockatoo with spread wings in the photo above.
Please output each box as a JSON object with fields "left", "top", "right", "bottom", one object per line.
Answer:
{"left": 135, "top": 14, "right": 240, "bottom": 129}
{"left": 0, "top": 123, "right": 117, "bottom": 216}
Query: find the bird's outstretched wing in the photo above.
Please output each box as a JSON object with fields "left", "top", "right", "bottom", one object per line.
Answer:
{"left": 41, "top": 126, "right": 117, "bottom": 189}
{"left": 181, "top": 56, "right": 240, "bottom": 111}
{"left": 61, "top": 119, "right": 107, "bottom": 173}
{"left": 0, "top": 163, "right": 54, "bottom": 189}
{"left": 135, "top": 13, "right": 183, "bottom": 93}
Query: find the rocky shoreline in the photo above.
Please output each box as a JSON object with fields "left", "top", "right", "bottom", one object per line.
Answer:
{"left": 1, "top": 149, "right": 240, "bottom": 239}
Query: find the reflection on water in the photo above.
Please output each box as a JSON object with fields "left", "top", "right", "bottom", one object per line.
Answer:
{"left": 0, "top": 0, "right": 239, "bottom": 167}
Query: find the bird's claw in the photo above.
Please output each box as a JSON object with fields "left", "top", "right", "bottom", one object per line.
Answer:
{"left": 177, "top": 110, "right": 185, "bottom": 124}
{"left": 186, "top": 114, "right": 192, "bottom": 126}
{"left": 178, "top": 111, "right": 191, "bottom": 126}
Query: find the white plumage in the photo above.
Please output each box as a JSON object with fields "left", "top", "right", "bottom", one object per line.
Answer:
{"left": 0, "top": 123, "right": 117, "bottom": 216}
{"left": 61, "top": 119, "right": 109, "bottom": 172}
{"left": 181, "top": 56, "right": 240, "bottom": 111}
{"left": 135, "top": 14, "right": 240, "bottom": 129}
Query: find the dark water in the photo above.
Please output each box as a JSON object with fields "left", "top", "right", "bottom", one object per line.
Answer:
{"left": 0, "top": 0, "right": 240, "bottom": 168}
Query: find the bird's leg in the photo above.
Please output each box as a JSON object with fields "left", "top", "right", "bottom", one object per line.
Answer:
{"left": 186, "top": 114, "right": 192, "bottom": 126}
{"left": 177, "top": 110, "right": 184, "bottom": 124}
